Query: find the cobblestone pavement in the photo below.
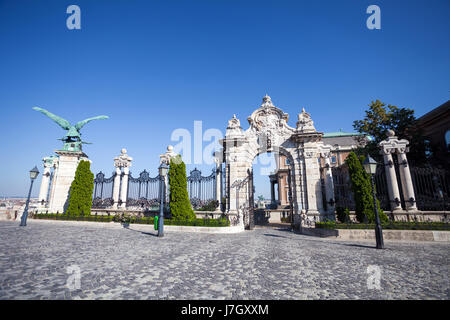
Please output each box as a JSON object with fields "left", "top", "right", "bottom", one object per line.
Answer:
{"left": 0, "top": 220, "right": 449, "bottom": 300}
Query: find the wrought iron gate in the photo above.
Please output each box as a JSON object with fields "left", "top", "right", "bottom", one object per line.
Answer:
{"left": 92, "top": 172, "right": 115, "bottom": 208}
{"left": 229, "top": 169, "right": 254, "bottom": 228}
{"left": 126, "top": 170, "right": 161, "bottom": 210}
{"left": 187, "top": 168, "right": 217, "bottom": 210}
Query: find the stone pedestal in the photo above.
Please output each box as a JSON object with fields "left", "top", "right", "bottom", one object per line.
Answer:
{"left": 48, "top": 150, "right": 88, "bottom": 213}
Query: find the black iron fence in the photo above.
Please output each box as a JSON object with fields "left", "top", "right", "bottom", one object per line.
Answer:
{"left": 332, "top": 163, "right": 450, "bottom": 212}
{"left": 92, "top": 166, "right": 219, "bottom": 211}
{"left": 410, "top": 166, "right": 450, "bottom": 211}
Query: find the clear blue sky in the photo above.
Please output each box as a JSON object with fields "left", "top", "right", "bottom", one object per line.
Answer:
{"left": 0, "top": 0, "right": 449, "bottom": 198}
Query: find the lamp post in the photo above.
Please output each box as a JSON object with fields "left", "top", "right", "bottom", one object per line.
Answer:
{"left": 158, "top": 162, "right": 169, "bottom": 237}
{"left": 363, "top": 156, "right": 384, "bottom": 249}
{"left": 20, "top": 166, "right": 40, "bottom": 227}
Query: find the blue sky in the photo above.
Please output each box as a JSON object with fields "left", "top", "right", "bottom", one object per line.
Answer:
{"left": 0, "top": 0, "right": 449, "bottom": 198}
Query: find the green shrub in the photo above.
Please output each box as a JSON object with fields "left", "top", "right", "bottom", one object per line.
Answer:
{"left": 33, "top": 213, "right": 229, "bottom": 227}
{"left": 197, "top": 200, "right": 219, "bottom": 211}
{"left": 168, "top": 156, "right": 196, "bottom": 220}
{"left": 66, "top": 160, "right": 94, "bottom": 216}
{"left": 345, "top": 152, "right": 388, "bottom": 223}
{"left": 336, "top": 207, "right": 350, "bottom": 223}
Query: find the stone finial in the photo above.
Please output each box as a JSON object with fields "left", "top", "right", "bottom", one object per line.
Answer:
{"left": 114, "top": 148, "right": 133, "bottom": 168}
{"left": 227, "top": 114, "right": 241, "bottom": 129}
{"left": 261, "top": 94, "right": 274, "bottom": 108}
{"left": 387, "top": 129, "right": 395, "bottom": 137}
{"left": 160, "top": 145, "right": 178, "bottom": 165}
{"left": 296, "top": 108, "right": 316, "bottom": 132}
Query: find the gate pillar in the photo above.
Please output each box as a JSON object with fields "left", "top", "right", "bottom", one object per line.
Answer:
{"left": 322, "top": 152, "right": 335, "bottom": 217}
{"left": 381, "top": 151, "right": 402, "bottom": 212}
{"left": 379, "top": 130, "right": 417, "bottom": 212}
{"left": 113, "top": 149, "right": 132, "bottom": 209}
{"left": 38, "top": 156, "right": 58, "bottom": 212}
{"left": 397, "top": 151, "right": 417, "bottom": 211}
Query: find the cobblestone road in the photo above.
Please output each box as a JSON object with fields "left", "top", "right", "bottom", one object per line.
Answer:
{"left": 0, "top": 220, "right": 448, "bottom": 300}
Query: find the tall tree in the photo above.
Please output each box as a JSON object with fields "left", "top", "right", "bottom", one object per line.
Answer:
{"left": 67, "top": 160, "right": 94, "bottom": 216}
{"left": 353, "top": 100, "right": 430, "bottom": 165}
{"left": 168, "top": 155, "right": 196, "bottom": 220}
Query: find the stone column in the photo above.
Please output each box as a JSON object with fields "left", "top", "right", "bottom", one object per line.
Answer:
{"left": 303, "top": 151, "right": 322, "bottom": 215}
{"left": 112, "top": 167, "right": 122, "bottom": 209}
{"left": 270, "top": 180, "right": 276, "bottom": 204}
{"left": 113, "top": 148, "right": 133, "bottom": 209}
{"left": 382, "top": 152, "right": 402, "bottom": 211}
{"left": 120, "top": 167, "right": 130, "bottom": 209}
{"left": 215, "top": 163, "right": 222, "bottom": 211}
{"left": 379, "top": 130, "right": 417, "bottom": 212}
{"left": 38, "top": 156, "right": 57, "bottom": 211}
{"left": 160, "top": 145, "right": 178, "bottom": 205}
{"left": 397, "top": 152, "right": 417, "bottom": 211}
{"left": 322, "top": 154, "right": 335, "bottom": 216}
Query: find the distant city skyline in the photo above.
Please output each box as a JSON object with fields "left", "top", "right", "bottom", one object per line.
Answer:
{"left": 1, "top": 0, "right": 449, "bottom": 197}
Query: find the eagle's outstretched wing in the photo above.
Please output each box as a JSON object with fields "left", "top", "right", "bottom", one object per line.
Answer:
{"left": 75, "top": 115, "right": 109, "bottom": 131}
{"left": 33, "top": 107, "right": 71, "bottom": 130}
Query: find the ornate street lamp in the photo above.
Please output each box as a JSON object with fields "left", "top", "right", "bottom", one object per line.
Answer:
{"left": 363, "top": 156, "right": 384, "bottom": 249}
{"left": 20, "top": 166, "right": 40, "bottom": 227}
{"left": 158, "top": 162, "right": 169, "bottom": 237}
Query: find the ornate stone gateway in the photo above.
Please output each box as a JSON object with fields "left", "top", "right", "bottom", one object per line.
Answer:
{"left": 218, "top": 95, "right": 336, "bottom": 229}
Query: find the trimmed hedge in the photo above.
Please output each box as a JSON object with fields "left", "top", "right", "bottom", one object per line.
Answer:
{"left": 33, "top": 213, "right": 230, "bottom": 227}
{"left": 34, "top": 213, "right": 114, "bottom": 222}
{"left": 345, "top": 152, "right": 388, "bottom": 223}
{"left": 168, "top": 155, "right": 196, "bottom": 220}
{"left": 67, "top": 160, "right": 94, "bottom": 216}
{"left": 315, "top": 221, "right": 450, "bottom": 231}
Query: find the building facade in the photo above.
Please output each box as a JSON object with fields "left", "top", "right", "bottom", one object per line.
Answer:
{"left": 269, "top": 131, "right": 368, "bottom": 208}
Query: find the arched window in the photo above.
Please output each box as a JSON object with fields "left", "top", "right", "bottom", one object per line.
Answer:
{"left": 445, "top": 130, "right": 450, "bottom": 152}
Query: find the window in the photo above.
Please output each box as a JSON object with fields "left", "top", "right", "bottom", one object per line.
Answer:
{"left": 331, "top": 156, "right": 337, "bottom": 164}
{"left": 285, "top": 158, "right": 290, "bottom": 166}
{"left": 446, "top": 130, "right": 450, "bottom": 152}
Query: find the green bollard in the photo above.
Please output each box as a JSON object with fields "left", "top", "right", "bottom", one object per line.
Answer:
{"left": 154, "top": 216, "right": 159, "bottom": 230}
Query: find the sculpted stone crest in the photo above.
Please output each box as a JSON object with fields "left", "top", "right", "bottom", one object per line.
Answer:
{"left": 248, "top": 95, "right": 290, "bottom": 132}
{"left": 296, "top": 108, "right": 316, "bottom": 133}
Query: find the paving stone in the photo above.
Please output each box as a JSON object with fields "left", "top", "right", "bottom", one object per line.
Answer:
{"left": 0, "top": 221, "right": 448, "bottom": 299}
